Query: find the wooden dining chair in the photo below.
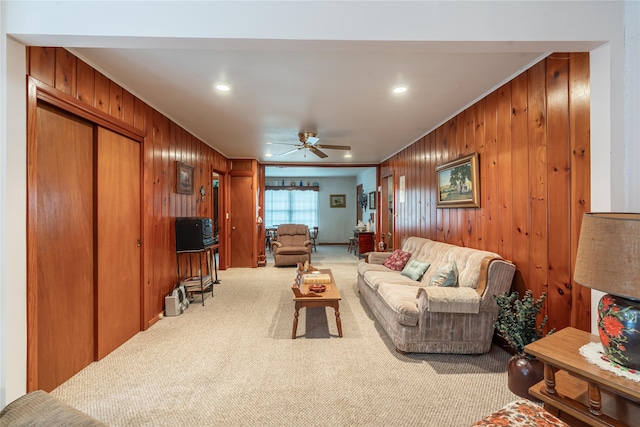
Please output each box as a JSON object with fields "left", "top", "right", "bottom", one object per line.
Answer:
{"left": 310, "top": 226, "right": 319, "bottom": 252}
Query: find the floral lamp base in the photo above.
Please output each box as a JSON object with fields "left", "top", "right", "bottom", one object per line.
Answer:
{"left": 597, "top": 294, "right": 640, "bottom": 371}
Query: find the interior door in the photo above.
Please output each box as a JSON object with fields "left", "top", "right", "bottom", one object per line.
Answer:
{"left": 230, "top": 175, "right": 254, "bottom": 267}
{"left": 96, "top": 126, "right": 141, "bottom": 359}
{"left": 35, "top": 103, "right": 95, "bottom": 392}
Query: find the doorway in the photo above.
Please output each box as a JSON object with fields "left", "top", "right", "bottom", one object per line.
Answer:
{"left": 211, "top": 170, "right": 227, "bottom": 270}
{"left": 381, "top": 175, "right": 394, "bottom": 251}
{"left": 356, "top": 183, "right": 364, "bottom": 225}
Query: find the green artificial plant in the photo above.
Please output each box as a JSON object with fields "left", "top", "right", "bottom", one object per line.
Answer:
{"left": 494, "top": 290, "right": 555, "bottom": 355}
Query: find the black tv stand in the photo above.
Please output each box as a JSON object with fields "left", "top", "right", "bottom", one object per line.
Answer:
{"left": 176, "top": 245, "right": 219, "bottom": 305}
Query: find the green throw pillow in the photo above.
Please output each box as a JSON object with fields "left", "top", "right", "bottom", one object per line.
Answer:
{"left": 401, "top": 260, "right": 431, "bottom": 281}
{"left": 428, "top": 261, "right": 459, "bottom": 287}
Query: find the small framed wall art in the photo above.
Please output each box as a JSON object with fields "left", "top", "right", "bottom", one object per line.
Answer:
{"left": 176, "top": 161, "right": 194, "bottom": 195}
{"left": 330, "top": 194, "right": 346, "bottom": 208}
{"left": 436, "top": 152, "right": 480, "bottom": 208}
{"left": 369, "top": 192, "right": 376, "bottom": 209}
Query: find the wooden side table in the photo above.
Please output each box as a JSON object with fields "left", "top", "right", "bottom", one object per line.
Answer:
{"left": 525, "top": 327, "right": 640, "bottom": 426}
{"left": 354, "top": 230, "right": 375, "bottom": 258}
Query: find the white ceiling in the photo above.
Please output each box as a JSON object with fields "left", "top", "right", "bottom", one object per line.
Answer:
{"left": 72, "top": 43, "right": 544, "bottom": 171}
{"left": 6, "top": 1, "right": 608, "bottom": 177}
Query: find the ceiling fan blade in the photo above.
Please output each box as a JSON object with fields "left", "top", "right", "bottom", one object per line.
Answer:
{"left": 315, "top": 144, "right": 351, "bottom": 150}
{"left": 307, "top": 136, "right": 320, "bottom": 145}
{"left": 309, "top": 147, "right": 328, "bottom": 158}
{"left": 278, "top": 148, "right": 302, "bottom": 156}
{"left": 268, "top": 142, "right": 299, "bottom": 146}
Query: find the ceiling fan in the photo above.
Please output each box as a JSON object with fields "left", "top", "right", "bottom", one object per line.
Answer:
{"left": 271, "top": 132, "right": 351, "bottom": 158}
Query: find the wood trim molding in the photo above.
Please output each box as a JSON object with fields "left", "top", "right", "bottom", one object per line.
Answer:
{"left": 229, "top": 170, "right": 254, "bottom": 177}
{"left": 26, "top": 77, "right": 39, "bottom": 392}
{"left": 265, "top": 185, "right": 320, "bottom": 191}
{"left": 30, "top": 77, "right": 146, "bottom": 142}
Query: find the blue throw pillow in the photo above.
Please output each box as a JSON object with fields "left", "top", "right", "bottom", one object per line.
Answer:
{"left": 428, "top": 261, "right": 459, "bottom": 287}
{"left": 401, "top": 260, "right": 431, "bottom": 281}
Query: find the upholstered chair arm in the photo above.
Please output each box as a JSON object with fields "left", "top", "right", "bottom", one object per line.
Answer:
{"left": 416, "top": 287, "right": 480, "bottom": 315}
{"left": 271, "top": 241, "right": 282, "bottom": 252}
{"left": 367, "top": 252, "right": 392, "bottom": 265}
{"left": 476, "top": 258, "right": 516, "bottom": 311}
{"left": 304, "top": 240, "right": 312, "bottom": 247}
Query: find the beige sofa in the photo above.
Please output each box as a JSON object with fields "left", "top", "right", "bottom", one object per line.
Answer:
{"left": 357, "top": 237, "right": 516, "bottom": 354}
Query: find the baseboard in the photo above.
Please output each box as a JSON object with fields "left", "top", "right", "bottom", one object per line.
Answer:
{"left": 147, "top": 313, "right": 162, "bottom": 329}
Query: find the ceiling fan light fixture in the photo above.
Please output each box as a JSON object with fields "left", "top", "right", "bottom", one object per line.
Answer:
{"left": 298, "top": 132, "right": 318, "bottom": 143}
{"left": 392, "top": 85, "right": 408, "bottom": 94}
{"left": 215, "top": 83, "right": 231, "bottom": 92}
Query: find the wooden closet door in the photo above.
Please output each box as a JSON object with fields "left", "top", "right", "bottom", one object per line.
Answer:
{"left": 96, "top": 127, "right": 141, "bottom": 359}
{"left": 230, "top": 175, "right": 254, "bottom": 267}
{"left": 35, "top": 104, "right": 95, "bottom": 392}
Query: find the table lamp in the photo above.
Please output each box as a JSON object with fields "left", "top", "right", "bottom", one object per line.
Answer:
{"left": 574, "top": 212, "right": 640, "bottom": 370}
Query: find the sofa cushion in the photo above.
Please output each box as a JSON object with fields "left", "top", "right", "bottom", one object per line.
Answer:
{"left": 414, "top": 241, "right": 501, "bottom": 289}
{"left": 276, "top": 246, "right": 311, "bottom": 255}
{"left": 400, "top": 236, "right": 429, "bottom": 254}
{"left": 429, "top": 261, "right": 459, "bottom": 287}
{"left": 277, "top": 224, "right": 308, "bottom": 236}
{"left": 377, "top": 283, "right": 420, "bottom": 326}
{"left": 357, "top": 261, "right": 389, "bottom": 276}
{"left": 361, "top": 269, "right": 419, "bottom": 291}
{"left": 401, "top": 260, "right": 431, "bottom": 281}
{"left": 383, "top": 249, "right": 412, "bottom": 271}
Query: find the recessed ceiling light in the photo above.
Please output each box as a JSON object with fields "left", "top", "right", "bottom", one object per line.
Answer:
{"left": 344, "top": 152, "right": 352, "bottom": 158}
{"left": 265, "top": 153, "right": 273, "bottom": 157}
{"left": 215, "top": 83, "right": 231, "bottom": 92}
{"left": 392, "top": 85, "right": 408, "bottom": 94}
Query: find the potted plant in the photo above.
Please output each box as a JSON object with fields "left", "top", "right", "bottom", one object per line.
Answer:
{"left": 494, "top": 290, "right": 555, "bottom": 400}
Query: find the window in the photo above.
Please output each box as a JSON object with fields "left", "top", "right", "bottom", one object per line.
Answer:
{"left": 265, "top": 189, "right": 318, "bottom": 228}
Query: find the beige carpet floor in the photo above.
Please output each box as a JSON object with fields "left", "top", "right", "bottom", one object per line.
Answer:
{"left": 51, "top": 245, "right": 520, "bottom": 426}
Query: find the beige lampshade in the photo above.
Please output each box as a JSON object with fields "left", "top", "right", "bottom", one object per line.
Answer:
{"left": 574, "top": 212, "right": 640, "bottom": 300}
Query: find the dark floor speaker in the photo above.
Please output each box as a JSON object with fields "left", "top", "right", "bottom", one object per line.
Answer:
{"left": 175, "top": 217, "right": 214, "bottom": 251}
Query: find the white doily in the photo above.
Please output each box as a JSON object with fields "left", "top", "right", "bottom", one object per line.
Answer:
{"left": 579, "top": 342, "right": 640, "bottom": 382}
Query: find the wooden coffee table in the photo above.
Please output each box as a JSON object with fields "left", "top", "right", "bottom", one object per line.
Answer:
{"left": 291, "top": 268, "right": 343, "bottom": 339}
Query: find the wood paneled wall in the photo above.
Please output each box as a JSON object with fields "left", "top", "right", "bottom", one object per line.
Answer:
{"left": 27, "top": 47, "right": 231, "bottom": 327}
{"left": 27, "top": 48, "right": 591, "bottom": 332}
{"left": 380, "top": 53, "right": 591, "bottom": 332}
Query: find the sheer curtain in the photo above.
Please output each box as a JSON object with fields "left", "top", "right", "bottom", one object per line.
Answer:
{"left": 265, "top": 189, "right": 318, "bottom": 228}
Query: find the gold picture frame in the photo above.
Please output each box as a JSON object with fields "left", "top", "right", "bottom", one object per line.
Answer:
{"left": 176, "top": 161, "right": 194, "bottom": 195}
{"left": 330, "top": 194, "right": 346, "bottom": 208}
{"left": 436, "top": 152, "right": 480, "bottom": 208}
